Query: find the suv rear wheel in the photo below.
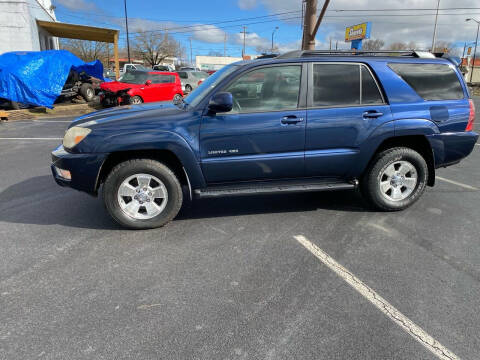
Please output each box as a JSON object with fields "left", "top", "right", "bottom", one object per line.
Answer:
{"left": 362, "top": 147, "right": 428, "bottom": 211}
{"left": 103, "top": 159, "right": 183, "bottom": 229}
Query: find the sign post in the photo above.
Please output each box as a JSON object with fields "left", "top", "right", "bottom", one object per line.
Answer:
{"left": 345, "top": 22, "right": 371, "bottom": 50}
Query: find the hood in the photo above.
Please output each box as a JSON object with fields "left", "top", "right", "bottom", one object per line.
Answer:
{"left": 71, "top": 102, "right": 184, "bottom": 128}
{"left": 100, "top": 81, "right": 142, "bottom": 92}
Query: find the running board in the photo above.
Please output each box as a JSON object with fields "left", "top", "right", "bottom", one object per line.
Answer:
{"left": 194, "top": 179, "right": 357, "bottom": 198}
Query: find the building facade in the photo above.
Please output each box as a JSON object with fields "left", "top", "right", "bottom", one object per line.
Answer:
{"left": 0, "top": 0, "right": 58, "bottom": 54}
{"left": 463, "top": 58, "right": 480, "bottom": 84}
{"left": 195, "top": 56, "right": 243, "bottom": 71}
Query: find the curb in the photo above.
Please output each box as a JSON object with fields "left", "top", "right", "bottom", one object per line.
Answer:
{"left": 2, "top": 103, "right": 100, "bottom": 122}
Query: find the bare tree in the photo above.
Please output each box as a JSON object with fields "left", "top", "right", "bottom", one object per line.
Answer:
{"left": 132, "top": 31, "right": 182, "bottom": 66}
{"left": 432, "top": 41, "right": 458, "bottom": 54}
{"left": 60, "top": 39, "right": 109, "bottom": 64}
{"left": 362, "top": 39, "right": 385, "bottom": 51}
{"left": 208, "top": 50, "right": 223, "bottom": 57}
{"left": 388, "top": 41, "right": 417, "bottom": 51}
{"left": 255, "top": 44, "right": 279, "bottom": 54}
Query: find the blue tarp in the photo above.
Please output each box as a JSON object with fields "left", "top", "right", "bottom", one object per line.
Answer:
{"left": 0, "top": 50, "right": 104, "bottom": 108}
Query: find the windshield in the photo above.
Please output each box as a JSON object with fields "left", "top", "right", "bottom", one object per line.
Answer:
{"left": 185, "top": 65, "right": 238, "bottom": 107}
{"left": 134, "top": 65, "right": 150, "bottom": 71}
{"left": 118, "top": 72, "right": 148, "bottom": 84}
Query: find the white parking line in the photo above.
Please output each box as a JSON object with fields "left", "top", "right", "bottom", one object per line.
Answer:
{"left": 436, "top": 176, "right": 478, "bottom": 191}
{"left": 0, "top": 137, "right": 62, "bottom": 140}
{"left": 294, "top": 235, "right": 460, "bottom": 360}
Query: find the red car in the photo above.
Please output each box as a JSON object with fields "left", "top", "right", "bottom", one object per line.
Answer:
{"left": 99, "top": 70, "right": 183, "bottom": 107}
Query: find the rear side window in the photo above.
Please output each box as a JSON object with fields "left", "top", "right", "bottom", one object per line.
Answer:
{"left": 313, "top": 64, "right": 359, "bottom": 106}
{"left": 150, "top": 74, "right": 175, "bottom": 84}
{"left": 177, "top": 72, "right": 188, "bottom": 79}
{"left": 388, "top": 63, "right": 464, "bottom": 101}
{"left": 312, "top": 64, "right": 384, "bottom": 107}
{"left": 361, "top": 66, "right": 384, "bottom": 104}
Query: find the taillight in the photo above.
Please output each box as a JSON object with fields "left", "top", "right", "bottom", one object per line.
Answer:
{"left": 198, "top": 80, "right": 203, "bottom": 86}
{"left": 466, "top": 99, "right": 475, "bottom": 131}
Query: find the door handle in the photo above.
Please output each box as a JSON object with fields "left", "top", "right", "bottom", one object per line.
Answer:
{"left": 281, "top": 116, "right": 304, "bottom": 125}
{"left": 362, "top": 110, "right": 383, "bottom": 119}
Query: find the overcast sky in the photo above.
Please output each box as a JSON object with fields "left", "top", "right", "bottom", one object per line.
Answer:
{"left": 53, "top": 0, "right": 480, "bottom": 57}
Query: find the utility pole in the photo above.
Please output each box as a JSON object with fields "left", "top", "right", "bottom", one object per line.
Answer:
{"left": 302, "top": 0, "right": 331, "bottom": 50}
{"left": 224, "top": 33, "right": 227, "bottom": 57}
{"left": 241, "top": 26, "right": 248, "bottom": 58}
{"left": 431, "top": 0, "right": 440, "bottom": 51}
{"left": 302, "top": 0, "right": 317, "bottom": 50}
{"left": 189, "top": 38, "right": 193, "bottom": 66}
{"left": 124, "top": 0, "right": 131, "bottom": 63}
{"left": 335, "top": 40, "right": 338, "bottom": 50}
{"left": 329, "top": 37, "right": 332, "bottom": 50}
{"left": 466, "top": 18, "right": 480, "bottom": 83}
{"left": 271, "top": 26, "right": 279, "bottom": 53}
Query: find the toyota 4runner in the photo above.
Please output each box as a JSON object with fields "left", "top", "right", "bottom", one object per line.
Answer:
{"left": 51, "top": 50, "right": 478, "bottom": 229}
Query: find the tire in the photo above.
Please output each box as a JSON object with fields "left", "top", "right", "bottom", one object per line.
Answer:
{"left": 361, "top": 147, "right": 428, "bottom": 211}
{"left": 80, "top": 83, "right": 95, "bottom": 102}
{"left": 10, "top": 101, "right": 29, "bottom": 110}
{"left": 185, "top": 84, "right": 192, "bottom": 93}
{"left": 130, "top": 95, "right": 143, "bottom": 105}
{"left": 173, "top": 93, "right": 183, "bottom": 103}
{"left": 103, "top": 159, "right": 183, "bottom": 229}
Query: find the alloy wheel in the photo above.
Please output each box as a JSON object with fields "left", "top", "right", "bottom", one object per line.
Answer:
{"left": 117, "top": 173, "right": 168, "bottom": 220}
{"left": 379, "top": 160, "right": 418, "bottom": 202}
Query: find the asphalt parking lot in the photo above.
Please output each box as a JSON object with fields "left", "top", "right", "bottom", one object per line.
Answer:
{"left": 0, "top": 99, "right": 479, "bottom": 360}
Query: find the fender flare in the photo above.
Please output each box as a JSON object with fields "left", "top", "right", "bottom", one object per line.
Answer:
{"left": 351, "top": 118, "right": 439, "bottom": 180}
{"left": 94, "top": 130, "right": 206, "bottom": 188}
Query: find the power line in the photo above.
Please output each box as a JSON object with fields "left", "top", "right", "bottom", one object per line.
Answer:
{"left": 118, "top": 16, "right": 304, "bottom": 38}
{"left": 125, "top": 10, "right": 301, "bottom": 35}
{"left": 330, "top": 7, "right": 480, "bottom": 12}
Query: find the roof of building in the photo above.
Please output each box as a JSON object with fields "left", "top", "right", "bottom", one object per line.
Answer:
{"left": 36, "top": 20, "right": 118, "bottom": 43}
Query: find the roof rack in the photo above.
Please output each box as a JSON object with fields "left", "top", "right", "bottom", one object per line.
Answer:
{"left": 275, "top": 50, "right": 437, "bottom": 59}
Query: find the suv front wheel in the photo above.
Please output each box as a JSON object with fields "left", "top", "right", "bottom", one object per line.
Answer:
{"left": 362, "top": 147, "right": 428, "bottom": 211}
{"left": 103, "top": 159, "right": 183, "bottom": 229}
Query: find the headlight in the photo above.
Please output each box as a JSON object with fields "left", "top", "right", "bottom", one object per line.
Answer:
{"left": 63, "top": 126, "right": 91, "bottom": 149}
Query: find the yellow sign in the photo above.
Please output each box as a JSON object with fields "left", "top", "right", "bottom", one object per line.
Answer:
{"left": 345, "top": 23, "right": 369, "bottom": 42}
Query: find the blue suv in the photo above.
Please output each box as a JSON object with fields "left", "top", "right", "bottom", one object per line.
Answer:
{"left": 51, "top": 50, "right": 478, "bottom": 229}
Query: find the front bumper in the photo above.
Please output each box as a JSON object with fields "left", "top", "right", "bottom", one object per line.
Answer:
{"left": 99, "top": 90, "right": 131, "bottom": 107}
{"left": 51, "top": 145, "right": 107, "bottom": 195}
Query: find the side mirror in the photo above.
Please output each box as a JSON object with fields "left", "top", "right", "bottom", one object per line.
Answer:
{"left": 208, "top": 92, "right": 233, "bottom": 113}
{"left": 145, "top": 80, "right": 152, "bottom": 86}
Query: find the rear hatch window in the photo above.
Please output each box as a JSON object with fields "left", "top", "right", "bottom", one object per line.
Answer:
{"left": 388, "top": 63, "right": 464, "bottom": 101}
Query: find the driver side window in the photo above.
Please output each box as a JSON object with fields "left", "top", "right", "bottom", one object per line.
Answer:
{"left": 224, "top": 65, "right": 301, "bottom": 113}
